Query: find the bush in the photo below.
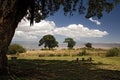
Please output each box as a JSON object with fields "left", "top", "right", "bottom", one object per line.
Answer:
{"left": 56, "top": 54, "right": 61, "bottom": 57}
{"left": 39, "top": 54, "right": 45, "bottom": 57}
{"left": 8, "top": 44, "right": 26, "bottom": 55}
{"left": 105, "top": 48, "right": 120, "bottom": 57}
{"left": 85, "top": 42, "right": 92, "bottom": 48}
{"left": 76, "top": 52, "right": 83, "bottom": 56}
{"left": 63, "top": 53, "right": 69, "bottom": 56}
{"left": 81, "top": 49, "right": 87, "bottom": 55}
{"left": 48, "top": 54, "right": 55, "bottom": 57}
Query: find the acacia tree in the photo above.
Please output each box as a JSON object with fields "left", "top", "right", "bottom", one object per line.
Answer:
{"left": 64, "top": 38, "right": 76, "bottom": 49}
{"left": 39, "top": 34, "right": 58, "bottom": 50}
{"left": 0, "top": 0, "right": 119, "bottom": 76}
{"left": 85, "top": 42, "right": 92, "bottom": 48}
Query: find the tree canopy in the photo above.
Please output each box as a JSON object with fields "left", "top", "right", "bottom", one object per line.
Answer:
{"left": 85, "top": 42, "right": 92, "bottom": 48}
{"left": 0, "top": 0, "right": 120, "bottom": 76}
{"left": 38, "top": 34, "right": 58, "bottom": 50}
{"left": 25, "top": 0, "right": 120, "bottom": 25}
{"left": 64, "top": 38, "right": 76, "bottom": 49}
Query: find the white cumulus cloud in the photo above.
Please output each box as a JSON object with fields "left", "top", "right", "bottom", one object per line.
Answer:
{"left": 13, "top": 19, "right": 108, "bottom": 41}
{"left": 54, "top": 24, "right": 108, "bottom": 39}
{"left": 14, "top": 20, "right": 55, "bottom": 41}
{"left": 89, "top": 18, "right": 101, "bottom": 25}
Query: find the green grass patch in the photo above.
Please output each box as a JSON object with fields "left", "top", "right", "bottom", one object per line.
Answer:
{"left": 7, "top": 57, "right": 120, "bottom": 80}
{"left": 6, "top": 49, "right": 120, "bottom": 80}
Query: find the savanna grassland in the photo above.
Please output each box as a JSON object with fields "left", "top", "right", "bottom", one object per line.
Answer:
{"left": 4, "top": 48, "right": 120, "bottom": 80}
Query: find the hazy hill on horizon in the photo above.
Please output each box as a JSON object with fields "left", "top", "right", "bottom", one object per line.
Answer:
{"left": 11, "top": 41, "right": 120, "bottom": 50}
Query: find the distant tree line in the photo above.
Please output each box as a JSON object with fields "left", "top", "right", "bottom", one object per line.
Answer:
{"left": 38, "top": 34, "right": 92, "bottom": 50}
{"left": 8, "top": 34, "right": 93, "bottom": 55}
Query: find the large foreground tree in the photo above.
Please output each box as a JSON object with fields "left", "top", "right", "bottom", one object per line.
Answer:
{"left": 0, "top": 0, "right": 33, "bottom": 75}
{"left": 0, "top": 0, "right": 119, "bottom": 76}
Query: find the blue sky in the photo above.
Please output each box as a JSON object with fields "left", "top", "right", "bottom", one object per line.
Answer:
{"left": 12, "top": 3, "right": 120, "bottom": 43}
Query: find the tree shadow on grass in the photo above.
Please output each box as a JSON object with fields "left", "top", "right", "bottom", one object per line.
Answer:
{"left": 7, "top": 59, "right": 120, "bottom": 80}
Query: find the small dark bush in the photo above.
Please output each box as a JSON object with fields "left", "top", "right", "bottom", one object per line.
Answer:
{"left": 63, "top": 53, "right": 69, "bottom": 56}
{"left": 105, "top": 48, "right": 120, "bottom": 57}
{"left": 81, "top": 49, "right": 88, "bottom": 56}
{"left": 48, "top": 54, "right": 55, "bottom": 57}
{"left": 85, "top": 42, "right": 92, "bottom": 48}
{"left": 39, "top": 54, "right": 45, "bottom": 57}
{"left": 11, "top": 57, "right": 17, "bottom": 60}
{"left": 76, "top": 52, "right": 83, "bottom": 56}
{"left": 8, "top": 44, "right": 26, "bottom": 55}
{"left": 56, "top": 54, "right": 61, "bottom": 57}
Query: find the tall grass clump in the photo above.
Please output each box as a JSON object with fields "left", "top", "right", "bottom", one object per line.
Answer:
{"left": 39, "top": 54, "right": 45, "bottom": 57}
{"left": 77, "top": 48, "right": 90, "bottom": 56}
{"left": 105, "top": 48, "right": 120, "bottom": 57}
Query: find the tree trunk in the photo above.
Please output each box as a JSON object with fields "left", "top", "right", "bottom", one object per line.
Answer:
{"left": 0, "top": 0, "right": 30, "bottom": 76}
{"left": 0, "top": 22, "right": 17, "bottom": 76}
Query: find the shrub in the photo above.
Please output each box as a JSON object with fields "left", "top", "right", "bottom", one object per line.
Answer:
{"left": 39, "top": 54, "right": 45, "bottom": 57}
{"left": 76, "top": 52, "right": 83, "bottom": 56}
{"left": 81, "top": 49, "right": 87, "bottom": 55}
{"left": 63, "top": 53, "right": 69, "bottom": 56}
{"left": 8, "top": 44, "right": 26, "bottom": 55}
{"left": 105, "top": 48, "right": 120, "bottom": 57}
{"left": 48, "top": 54, "right": 55, "bottom": 57}
{"left": 85, "top": 42, "right": 92, "bottom": 48}
{"left": 56, "top": 54, "right": 61, "bottom": 57}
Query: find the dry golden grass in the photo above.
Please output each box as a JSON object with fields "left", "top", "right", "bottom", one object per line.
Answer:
{"left": 6, "top": 48, "right": 120, "bottom": 80}
{"left": 19, "top": 48, "right": 107, "bottom": 57}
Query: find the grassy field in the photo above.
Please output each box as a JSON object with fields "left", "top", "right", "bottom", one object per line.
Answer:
{"left": 18, "top": 48, "right": 107, "bottom": 57}
{"left": 3, "top": 49, "right": 120, "bottom": 80}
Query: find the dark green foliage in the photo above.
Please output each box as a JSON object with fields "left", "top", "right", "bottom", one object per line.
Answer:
{"left": 26, "top": 0, "right": 119, "bottom": 24}
{"left": 8, "top": 44, "right": 26, "bottom": 55}
{"left": 39, "top": 34, "right": 58, "bottom": 50}
{"left": 105, "top": 48, "right": 120, "bottom": 57}
{"left": 64, "top": 38, "right": 76, "bottom": 49}
{"left": 39, "top": 54, "right": 45, "bottom": 57}
{"left": 85, "top": 0, "right": 114, "bottom": 19}
{"left": 85, "top": 42, "right": 92, "bottom": 48}
{"left": 28, "top": 0, "right": 85, "bottom": 23}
